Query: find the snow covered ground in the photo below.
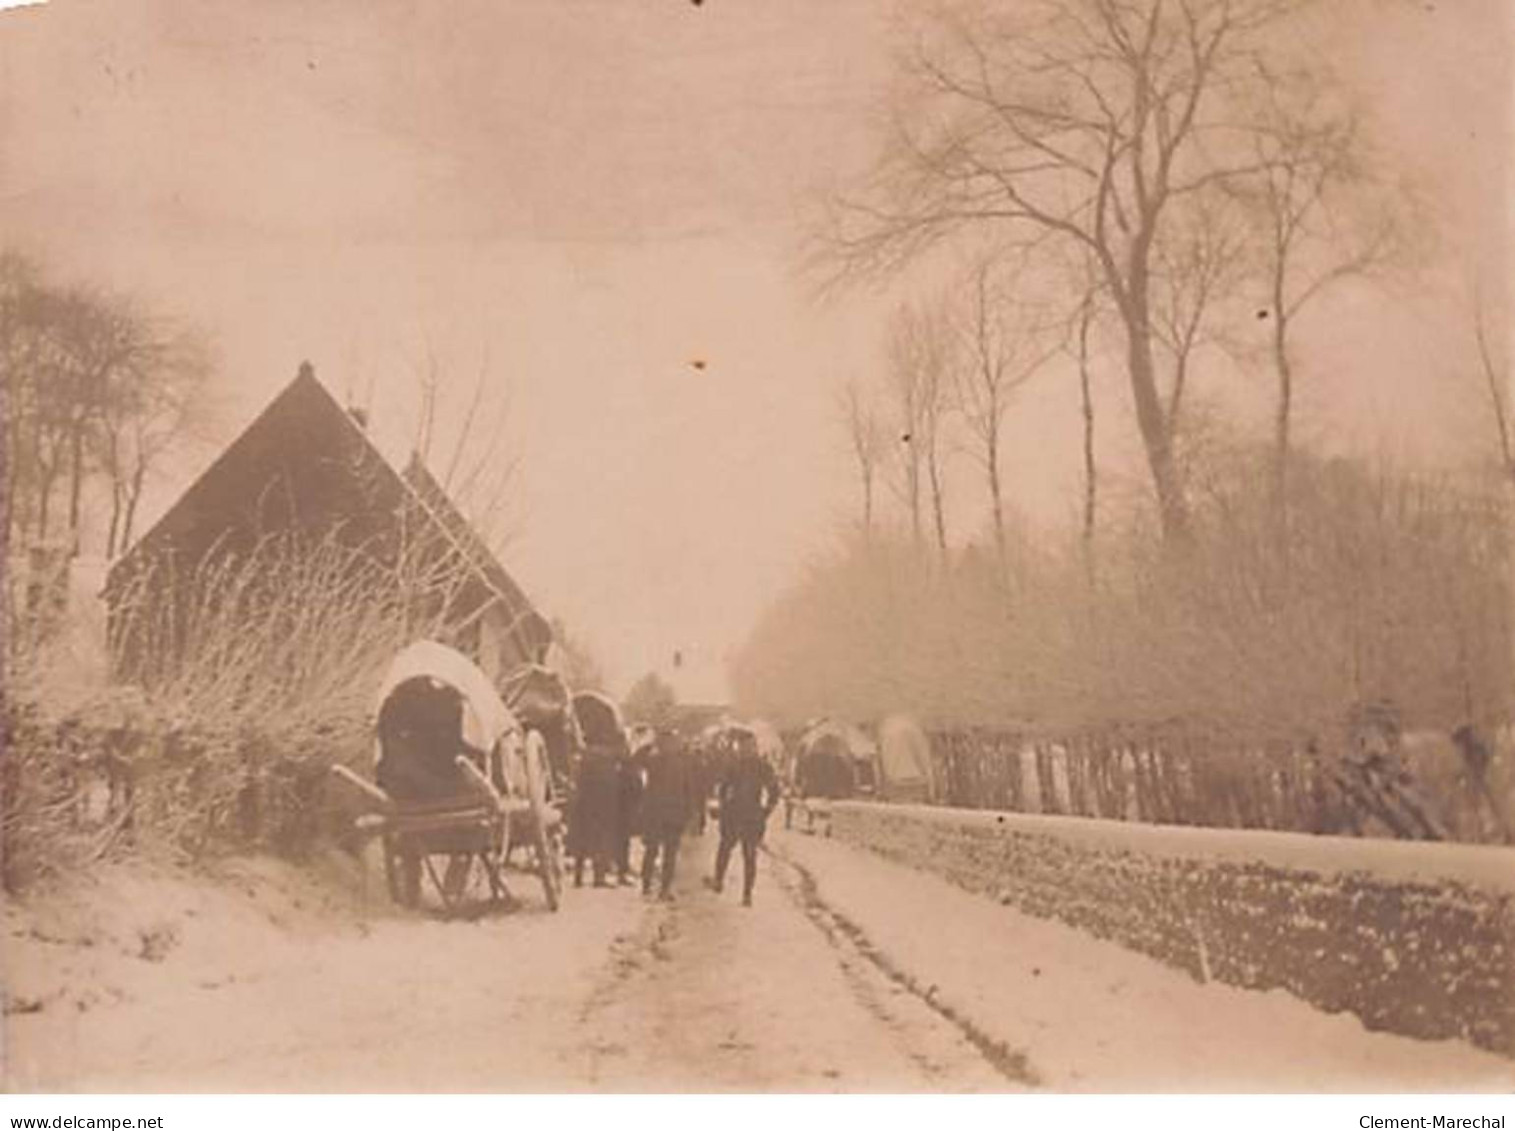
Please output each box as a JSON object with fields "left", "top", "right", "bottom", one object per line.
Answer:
{"left": 3, "top": 852, "right": 641, "bottom": 1090}
{"left": 3, "top": 831, "right": 1510, "bottom": 1092}
{"left": 1, "top": 838, "right": 1000, "bottom": 1092}
{"left": 769, "top": 828, "right": 1515, "bottom": 1092}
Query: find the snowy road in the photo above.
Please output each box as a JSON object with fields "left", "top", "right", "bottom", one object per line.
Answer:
{"left": 5, "top": 829, "right": 1511, "bottom": 1092}
{"left": 3, "top": 832, "right": 1006, "bottom": 1092}
{"left": 569, "top": 837, "right": 1009, "bottom": 1091}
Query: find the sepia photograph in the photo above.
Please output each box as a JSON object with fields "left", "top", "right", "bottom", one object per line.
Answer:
{"left": 1, "top": 0, "right": 1513, "bottom": 1101}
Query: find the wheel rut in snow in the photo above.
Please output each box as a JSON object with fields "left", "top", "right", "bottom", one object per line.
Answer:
{"left": 768, "top": 842, "right": 1041, "bottom": 1088}
{"left": 565, "top": 849, "right": 1013, "bottom": 1090}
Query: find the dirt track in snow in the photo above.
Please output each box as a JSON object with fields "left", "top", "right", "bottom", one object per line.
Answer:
{"left": 570, "top": 846, "right": 1009, "bottom": 1091}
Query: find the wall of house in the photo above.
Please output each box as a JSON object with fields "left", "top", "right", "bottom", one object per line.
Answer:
{"left": 819, "top": 801, "right": 1515, "bottom": 1056}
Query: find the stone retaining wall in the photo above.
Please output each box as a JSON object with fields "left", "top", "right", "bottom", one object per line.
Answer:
{"left": 824, "top": 802, "right": 1515, "bottom": 1056}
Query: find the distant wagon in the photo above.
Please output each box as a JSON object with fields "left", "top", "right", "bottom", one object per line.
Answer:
{"left": 571, "top": 691, "right": 626, "bottom": 751}
{"left": 499, "top": 663, "right": 579, "bottom": 795}
{"left": 795, "top": 719, "right": 878, "bottom": 799}
{"left": 876, "top": 716, "right": 937, "bottom": 803}
{"left": 333, "top": 641, "right": 565, "bottom": 914}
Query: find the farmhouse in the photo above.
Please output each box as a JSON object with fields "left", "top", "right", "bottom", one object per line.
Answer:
{"left": 104, "top": 363, "right": 551, "bottom": 685}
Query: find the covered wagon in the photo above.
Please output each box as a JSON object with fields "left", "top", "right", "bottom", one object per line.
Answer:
{"left": 332, "top": 641, "right": 564, "bottom": 914}
{"left": 876, "top": 715, "right": 937, "bottom": 803}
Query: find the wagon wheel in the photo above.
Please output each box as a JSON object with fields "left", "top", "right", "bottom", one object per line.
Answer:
{"left": 524, "top": 730, "right": 563, "bottom": 911}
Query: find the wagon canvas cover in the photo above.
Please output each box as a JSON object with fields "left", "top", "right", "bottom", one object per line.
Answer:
{"left": 374, "top": 640, "right": 522, "bottom": 771}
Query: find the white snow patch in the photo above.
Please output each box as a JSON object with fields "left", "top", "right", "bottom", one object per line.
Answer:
{"left": 775, "top": 828, "right": 1515, "bottom": 1092}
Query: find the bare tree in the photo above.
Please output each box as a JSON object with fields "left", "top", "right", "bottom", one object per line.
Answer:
{"left": 1151, "top": 198, "right": 1248, "bottom": 439}
{"left": 1074, "top": 282, "right": 1100, "bottom": 555}
{"left": 1471, "top": 291, "right": 1513, "bottom": 484}
{"left": 952, "top": 260, "right": 1060, "bottom": 574}
{"left": 1235, "top": 76, "right": 1399, "bottom": 522}
{"left": 95, "top": 325, "right": 212, "bottom": 559}
{"left": 404, "top": 347, "right": 521, "bottom": 562}
{"left": 823, "top": 0, "right": 1320, "bottom": 544}
{"left": 1, "top": 253, "right": 44, "bottom": 549}
{"left": 439, "top": 364, "right": 521, "bottom": 564}
{"left": 886, "top": 300, "right": 955, "bottom": 554}
{"left": 838, "top": 378, "right": 887, "bottom": 539}
{"left": 1, "top": 254, "right": 211, "bottom": 564}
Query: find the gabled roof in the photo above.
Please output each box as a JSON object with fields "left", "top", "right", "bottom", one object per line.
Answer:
{"left": 106, "top": 365, "right": 395, "bottom": 582}
{"left": 106, "top": 366, "right": 544, "bottom": 642}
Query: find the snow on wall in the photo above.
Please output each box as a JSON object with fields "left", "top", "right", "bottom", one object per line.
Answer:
{"left": 823, "top": 801, "right": 1515, "bottom": 1056}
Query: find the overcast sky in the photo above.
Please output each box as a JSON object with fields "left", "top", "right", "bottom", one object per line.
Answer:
{"left": 2, "top": 0, "right": 1509, "bottom": 701}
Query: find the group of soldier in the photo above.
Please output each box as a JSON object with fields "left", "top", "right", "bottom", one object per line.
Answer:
{"left": 564, "top": 723, "right": 781, "bottom": 906}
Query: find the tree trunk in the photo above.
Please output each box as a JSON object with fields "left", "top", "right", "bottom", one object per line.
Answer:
{"left": 862, "top": 468, "right": 874, "bottom": 542}
{"left": 106, "top": 481, "right": 123, "bottom": 560}
{"left": 35, "top": 462, "right": 56, "bottom": 544}
{"left": 1119, "top": 258, "right": 1189, "bottom": 544}
{"left": 122, "top": 459, "right": 147, "bottom": 551}
{"left": 1077, "top": 297, "right": 1097, "bottom": 572}
{"left": 102, "top": 427, "right": 123, "bottom": 558}
{"left": 1271, "top": 279, "right": 1294, "bottom": 540}
{"left": 67, "top": 420, "right": 85, "bottom": 555}
{"left": 987, "top": 428, "right": 1007, "bottom": 578}
{"left": 927, "top": 447, "right": 947, "bottom": 556}
{"left": 907, "top": 454, "right": 922, "bottom": 549}
{"left": 2, "top": 426, "right": 17, "bottom": 551}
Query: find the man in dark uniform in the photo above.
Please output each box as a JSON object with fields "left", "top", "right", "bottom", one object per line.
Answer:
{"left": 639, "top": 729, "right": 696, "bottom": 900}
{"left": 710, "top": 728, "right": 780, "bottom": 907}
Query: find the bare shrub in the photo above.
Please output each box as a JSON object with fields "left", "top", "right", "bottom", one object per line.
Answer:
{"left": 733, "top": 447, "right": 1513, "bottom": 841}
{"left": 1, "top": 513, "right": 515, "bottom": 890}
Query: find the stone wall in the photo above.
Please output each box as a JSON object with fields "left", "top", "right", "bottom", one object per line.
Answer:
{"left": 824, "top": 802, "right": 1515, "bottom": 1056}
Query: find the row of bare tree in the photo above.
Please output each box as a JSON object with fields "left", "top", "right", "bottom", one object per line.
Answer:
{"left": 732, "top": 448, "right": 1513, "bottom": 840}
{"left": 823, "top": 0, "right": 1443, "bottom": 563}
{"left": 746, "top": 2, "right": 1512, "bottom": 826}
{"left": 2, "top": 251, "right": 212, "bottom": 657}
{"left": 2, "top": 252, "right": 211, "bottom": 564}
{"left": 736, "top": 448, "right": 1512, "bottom": 729}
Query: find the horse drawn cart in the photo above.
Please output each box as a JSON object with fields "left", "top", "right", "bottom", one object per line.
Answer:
{"left": 332, "top": 641, "right": 565, "bottom": 914}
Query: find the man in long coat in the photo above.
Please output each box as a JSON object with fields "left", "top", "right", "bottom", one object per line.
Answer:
{"left": 639, "top": 729, "right": 696, "bottom": 899}
{"left": 567, "top": 744, "right": 620, "bottom": 887}
{"left": 710, "top": 729, "right": 780, "bottom": 907}
{"left": 567, "top": 693, "right": 630, "bottom": 888}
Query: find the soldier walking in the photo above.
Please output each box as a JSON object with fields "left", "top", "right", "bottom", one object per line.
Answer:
{"left": 710, "top": 728, "right": 780, "bottom": 907}
{"left": 640, "top": 729, "right": 696, "bottom": 900}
